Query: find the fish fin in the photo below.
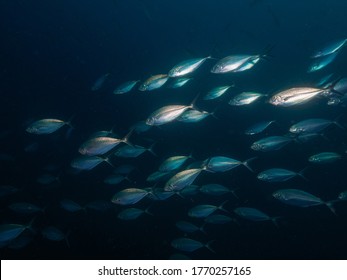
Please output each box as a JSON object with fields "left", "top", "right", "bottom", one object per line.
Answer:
{"left": 65, "top": 114, "right": 76, "bottom": 129}
{"left": 190, "top": 92, "right": 201, "bottom": 110}
{"left": 205, "top": 240, "right": 216, "bottom": 253}
{"left": 298, "top": 167, "right": 309, "bottom": 181}
{"left": 218, "top": 200, "right": 229, "bottom": 213}
{"left": 144, "top": 205, "right": 154, "bottom": 216}
{"left": 199, "top": 223, "right": 207, "bottom": 235}
{"left": 103, "top": 157, "right": 115, "bottom": 168}
{"left": 122, "top": 129, "right": 134, "bottom": 145}
{"left": 242, "top": 157, "right": 257, "bottom": 172}
{"left": 326, "top": 201, "right": 338, "bottom": 216}
{"left": 26, "top": 216, "right": 38, "bottom": 234}
{"left": 147, "top": 142, "right": 158, "bottom": 157}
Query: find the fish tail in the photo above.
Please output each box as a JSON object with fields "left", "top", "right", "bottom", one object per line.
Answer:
{"left": 122, "top": 129, "right": 134, "bottom": 145}
{"left": 205, "top": 240, "right": 216, "bottom": 253}
{"left": 326, "top": 201, "right": 338, "bottom": 216}
{"left": 243, "top": 157, "right": 257, "bottom": 172}
{"left": 199, "top": 223, "right": 207, "bottom": 235}
{"left": 231, "top": 188, "right": 240, "bottom": 200}
{"left": 147, "top": 142, "right": 158, "bottom": 157}
{"left": 144, "top": 205, "right": 154, "bottom": 216}
{"left": 218, "top": 200, "right": 229, "bottom": 213}
{"left": 66, "top": 114, "right": 76, "bottom": 129}
{"left": 190, "top": 92, "right": 201, "bottom": 109}
{"left": 298, "top": 167, "right": 309, "bottom": 181}
{"left": 103, "top": 157, "right": 115, "bottom": 168}
{"left": 26, "top": 216, "right": 38, "bottom": 233}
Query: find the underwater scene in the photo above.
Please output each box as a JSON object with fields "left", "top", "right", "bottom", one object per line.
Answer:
{"left": 1, "top": 0, "right": 347, "bottom": 260}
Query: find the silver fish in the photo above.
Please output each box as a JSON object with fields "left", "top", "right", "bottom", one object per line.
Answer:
{"left": 0, "top": 224, "right": 31, "bottom": 243}
{"left": 114, "top": 143, "right": 155, "bottom": 158}
{"left": 206, "top": 156, "right": 254, "bottom": 172}
{"left": 308, "top": 51, "right": 339, "bottom": 73}
{"left": 311, "top": 38, "right": 347, "bottom": 58}
{"left": 146, "top": 171, "right": 172, "bottom": 182}
{"left": 211, "top": 54, "right": 264, "bottom": 74}
{"left": 168, "top": 78, "right": 193, "bottom": 88}
{"left": 200, "top": 184, "right": 237, "bottom": 197}
{"left": 273, "top": 189, "right": 336, "bottom": 214}
{"left": 41, "top": 226, "right": 69, "bottom": 247}
{"left": 269, "top": 87, "right": 326, "bottom": 107}
{"left": 244, "top": 120, "right": 275, "bottom": 135}
{"left": 308, "top": 152, "right": 342, "bottom": 164}
{"left": 138, "top": 74, "right": 168, "bottom": 91}
{"left": 175, "top": 221, "right": 205, "bottom": 233}
{"left": 111, "top": 188, "right": 149, "bottom": 205}
{"left": 188, "top": 201, "right": 228, "bottom": 218}
{"left": 146, "top": 104, "right": 193, "bottom": 126}
{"left": 70, "top": 156, "right": 112, "bottom": 171}
{"left": 9, "top": 203, "right": 43, "bottom": 215}
{"left": 60, "top": 199, "right": 84, "bottom": 213}
{"left": 257, "top": 168, "right": 306, "bottom": 182}
{"left": 203, "top": 85, "right": 232, "bottom": 100}
{"left": 171, "top": 238, "right": 214, "bottom": 252}
{"left": 234, "top": 207, "right": 272, "bottom": 222}
{"left": 26, "top": 119, "right": 70, "bottom": 134}
{"left": 164, "top": 168, "right": 203, "bottom": 192}
{"left": 229, "top": 92, "right": 266, "bottom": 106}
{"left": 113, "top": 80, "right": 139, "bottom": 94}
{"left": 117, "top": 207, "right": 151, "bottom": 220}
{"left": 251, "top": 136, "right": 293, "bottom": 152}
{"left": 289, "top": 118, "right": 344, "bottom": 134}
{"left": 177, "top": 109, "right": 212, "bottom": 123}
{"left": 159, "top": 155, "right": 192, "bottom": 172}
{"left": 91, "top": 73, "right": 110, "bottom": 91}
{"left": 79, "top": 131, "right": 132, "bottom": 156}
{"left": 168, "top": 56, "right": 211, "bottom": 77}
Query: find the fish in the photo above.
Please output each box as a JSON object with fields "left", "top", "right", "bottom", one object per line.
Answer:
{"left": 205, "top": 156, "right": 255, "bottom": 172}
{"left": 244, "top": 120, "right": 275, "bottom": 135}
{"left": 113, "top": 80, "right": 139, "bottom": 94}
{"left": 91, "top": 73, "right": 110, "bottom": 91}
{"left": 164, "top": 168, "right": 203, "bottom": 192}
{"left": 171, "top": 238, "right": 214, "bottom": 253}
{"left": 114, "top": 143, "right": 156, "bottom": 158}
{"left": 9, "top": 203, "right": 44, "bottom": 215}
{"left": 289, "top": 118, "right": 344, "bottom": 134}
{"left": 36, "top": 174, "right": 59, "bottom": 185}
{"left": 188, "top": 201, "right": 228, "bottom": 218}
{"left": 273, "top": 189, "right": 336, "bottom": 214}
{"left": 200, "top": 184, "right": 238, "bottom": 198}
{"left": 168, "top": 56, "right": 211, "bottom": 77}
{"left": 138, "top": 74, "right": 168, "bottom": 91}
{"left": 0, "top": 224, "right": 30, "bottom": 243}
{"left": 111, "top": 188, "right": 149, "bottom": 205}
{"left": 177, "top": 109, "right": 212, "bottom": 123}
{"left": 148, "top": 188, "right": 175, "bottom": 201}
{"left": 146, "top": 170, "right": 172, "bottom": 182}
{"left": 251, "top": 136, "right": 293, "bottom": 152}
{"left": 159, "top": 155, "right": 192, "bottom": 172}
{"left": 78, "top": 131, "right": 132, "bottom": 156}
{"left": 308, "top": 51, "right": 339, "bottom": 73}
{"left": 70, "top": 156, "right": 113, "bottom": 171}
{"left": 338, "top": 190, "right": 347, "bottom": 201}
{"left": 234, "top": 207, "right": 274, "bottom": 222}
{"left": 26, "top": 119, "right": 71, "bottom": 134}
{"left": 130, "top": 121, "right": 152, "bottom": 134}
{"left": 203, "top": 85, "right": 232, "bottom": 100}
{"left": 229, "top": 92, "right": 267, "bottom": 106}
{"left": 311, "top": 38, "right": 347, "bottom": 58}
{"left": 269, "top": 87, "right": 325, "bottom": 107}
{"left": 168, "top": 78, "right": 193, "bottom": 88}
{"left": 146, "top": 104, "right": 194, "bottom": 126}
{"left": 0, "top": 185, "right": 19, "bottom": 198}
{"left": 103, "top": 174, "right": 130, "bottom": 185}
{"left": 41, "top": 226, "right": 70, "bottom": 247}
{"left": 175, "top": 221, "right": 205, "bottom": 233}
{"left": 211, "top": 53, "right": 265, "bottom": 74}
{"left": 114, "top": 164, "right": 136, "bottom": 175}
{"left": 117, "top": 207, "right": 151, "bottom": 220}
{"left": 60, "top": 199, "right": 84, "bottom": 213}
{"left": 257, "top": 168, "right": 307, "bottom": 182}
{"left": 308, "top": 152, "right": 342, "bottom": 164}
{"left": 177, "top": 184, "right": 200, "bottom": 197}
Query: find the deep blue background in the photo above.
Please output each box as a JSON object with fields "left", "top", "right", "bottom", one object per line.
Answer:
{"left": 1, "top": 0, "right": 347, "bottom": 259}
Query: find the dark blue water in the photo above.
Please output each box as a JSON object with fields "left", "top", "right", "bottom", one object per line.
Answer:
{"left": 1, "top": 0, "right": 347, "bottom": 259}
